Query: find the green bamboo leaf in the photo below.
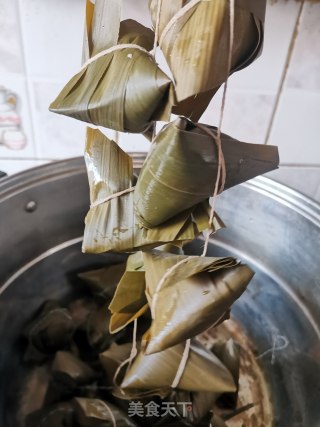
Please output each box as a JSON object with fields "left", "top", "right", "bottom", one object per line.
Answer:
{"left": 50, "top": 9, "right": 172, "bottom": 132}
{"left": 142, "top": 250, "right": 253, "bottom": 354}
{"left": 149, "top": 0, "right": 266, "bottom": 117}
{"left": 121, "top": 339, "right": 236, "bottom": 393}
{"left": 82, "top": 129, "right": 220, "bottom": 254}
{"left": 134, "top": 116, "right": 279, "bottom": 228}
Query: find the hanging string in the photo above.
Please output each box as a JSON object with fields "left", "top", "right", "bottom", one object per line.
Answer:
{"left": 152, "top": 0, "right": 236, "bottom": 390}
{"left": 113, "top": 318, "right": 138, "bottom": 392}
{"left": 153, "top": 0, "right": 163, "bottom": 55}
{"left": 171, "top": 338, "right": 191, "bottom": 388}
{"left": 201, "top": 0, "right": 235, "bottom": 257}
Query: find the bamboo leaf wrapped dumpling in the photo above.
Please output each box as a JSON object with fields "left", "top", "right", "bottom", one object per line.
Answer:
{"left": 173, "top": 339, "right": 241, "bottom": 421}
{"left": 149, "top": 0, "right": 266, "bottom": 119}
{"left": 121, "top": 339, "right": 236, "bottom": 394}
{"left": 50, "top": 0, "right": 172, "bottom": 132}
{"left": 142, "top": 250, "right": 254, "bottom": 354}
{"left": 82, "top": 128, "right": 222, "bottom": 253}
{"left": 74, "top": 397, "right": 138, "bottom": 426}
{"left": 134, "top": 117, "right": 279, "bottom": 228}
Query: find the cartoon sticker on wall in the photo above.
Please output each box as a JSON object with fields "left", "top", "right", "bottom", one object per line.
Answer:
{"left": 0, "top": 86, "right": 27, "bottom": 150}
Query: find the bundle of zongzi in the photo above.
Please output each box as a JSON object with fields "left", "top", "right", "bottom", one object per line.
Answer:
{"left": 134, "top": 117, "right": 279, "bottom": 228}
{"left": 142, "top": 250, "right": 254, "bottom": 354}
{"left": 149, "top": 0, "right": 266, "bottom": 119}
{"left": 50, "top": 0, "right": 172, "bottom": 132}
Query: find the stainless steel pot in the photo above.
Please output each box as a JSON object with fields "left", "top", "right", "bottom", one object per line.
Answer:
{"left": 0, "top": 157, "right": 319, "bottom": 427}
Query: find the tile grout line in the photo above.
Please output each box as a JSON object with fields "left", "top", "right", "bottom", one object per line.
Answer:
{"left": 264, "top": 0, "right": 306, "bottom": 145}
{"left": 16, "top": 0, "right": 41, "bottom": 159}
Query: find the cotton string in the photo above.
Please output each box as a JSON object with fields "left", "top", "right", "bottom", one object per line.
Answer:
{"left": 170, "top": 0, "right": 235, "bottom": 388}
{"left": 80, "top": 43, "right": 152, "bottom": 71}
{"left": 113, "top": 318, "right": 138, "bottom": 391}
{"left": 153, "top": 0, "right": 163, "bottom": 54}
{"left": 90, "top": 186, "right": 135, "bottom": 208}
{"left": 201, "top": 0, "right": 235, "bottom": 256}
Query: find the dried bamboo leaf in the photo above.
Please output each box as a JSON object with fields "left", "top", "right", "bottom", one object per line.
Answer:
{"left": 74, "top": 397, "right": 138, "bottom": 426}
{"left": 25, "top": 402, "right": 75, "bottom": 427}
{"left": 86, "top": 304, "right": 112, "bottom": 352}
{"left": 109, "top": 274, "right": 148, "bottom": 334}
{"left": 99, "top": 342, "right": 132, "bottom": 386}
{"left": 52, "top": 351, "right": 96, "bottom": 385}
{"left": 108, "top": 253, "right": 148, "bottom": 333}
{"left": 211, "top": 414, "right": 228, "bottom": 427}
{"left": 50, "top": 3, "right": 172, "bottom": 132}
{"left": 142, "top": 250, "right": 253, "bottom": 354}
{"left": 134, "top": 117, "right": 279, "bottom": 228}
{"left": 78, "top": 263, "right": 126, "bottom": 301}
{"left": 121, "top": 339, "right": 236, "bottom": 393}
{"left": 45, "top": 351, "right": 97, "bottom": 404}
{"left": 173, "top": 389, "right": 218, "bottom": 423}
{"left": 82, "top": 129, "right": 221, "bottom": 254}
{"left": 149, "top": 0, "right": 266, "bottom": 117}
{"left": 209, "top": 339, "right": 240, "bottom": 410}
{"left": 23, "top": 301, "right": 75, "bottom": 363}
{"left": 68, "top": 298, "right": 98, "bottom": 329}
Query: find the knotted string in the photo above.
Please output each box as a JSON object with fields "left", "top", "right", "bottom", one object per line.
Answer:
{"left": 113, "top": 318, "right": 138, "bottom": 392}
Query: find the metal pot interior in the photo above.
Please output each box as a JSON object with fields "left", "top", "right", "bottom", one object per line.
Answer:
{"left": 0, "top": 157, "right": 319, "bottom": 427}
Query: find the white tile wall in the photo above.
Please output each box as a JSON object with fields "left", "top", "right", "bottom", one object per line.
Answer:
{"left": 19, "top": 0, "right": 85, "bottom": 80}
{"left": 31, "top": 81, "right": 86, "bottom": 159}
{"left": 201, "top": 89, "right": 276, "bottom": 144}
{"left": 228, "top": 0, "right": 301, "bottom": 93}
{"left": 0, "top": 0, "right": 24, "bottom": 75}
{"left": 268, "top": 90, "right": 320, "bottom": 165}
{"left": 285, "top": 3, "right": 320, "bottom": 92}
{"left": 0, "top": 0, "right": 319, "bottom": 203}
{"left": 202, "top": 0, "right": 302, "bottom": 145}
{"left": 266, "top": 1, "right": 320, "bottom": 200}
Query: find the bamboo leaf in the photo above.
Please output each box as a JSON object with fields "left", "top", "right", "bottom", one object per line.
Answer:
{"left": 50, "top": 10, "right": 172, "bottom": 132}
{"left": 121, "top": 339, "right": 236, "bottom": 393}
{"left": 142, "top": 250, "right": 253, "bottom": 354}
{"left": 149, "top": 0, "right": 266, "bottom": 117}
{"left": 134, "top": 116, "right": 279, "bottom": 228}
{"left": 82, "top": 129, "right": 220, "bottom": 254}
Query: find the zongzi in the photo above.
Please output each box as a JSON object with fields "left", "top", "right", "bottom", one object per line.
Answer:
{"left": 134, "top": 117, "right": 279, "bottom": 228}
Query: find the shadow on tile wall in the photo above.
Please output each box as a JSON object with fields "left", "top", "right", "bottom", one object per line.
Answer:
{"left": 0, "top": 0, "right": 319, "bottom": 201}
